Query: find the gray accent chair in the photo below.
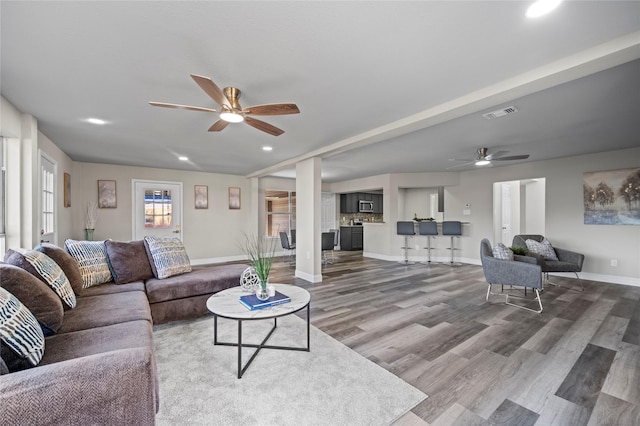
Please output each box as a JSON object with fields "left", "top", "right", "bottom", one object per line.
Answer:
{"left": 279, "top": 231, "right": 296, "bottom": 261}
{"left": 480, "top": 238, "right": 544, "bottom": 313}
{"left": 512, "top": 234, "right": 585, "bottom": 291}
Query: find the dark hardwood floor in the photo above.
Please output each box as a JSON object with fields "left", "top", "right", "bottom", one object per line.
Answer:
{"left": 267, "top": 251, "right": 640, "bottom": 425}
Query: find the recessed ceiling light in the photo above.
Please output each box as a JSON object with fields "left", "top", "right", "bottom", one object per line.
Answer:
{"left": 526, "top": 0, "right": 561, "bottom": 18}
{"left": 86, "top": 118, "right": 106, "bottom": 125}
{"left": 262, "top": 146, "right": 273, "bottom": 151}
{"left": 178, "top": 156, "right": 189, "bottom": 161}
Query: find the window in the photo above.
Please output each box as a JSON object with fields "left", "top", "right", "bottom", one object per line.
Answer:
{"left": 144, "top": 189, "right": 173, "bottom": 228}
{"left": 40, "top": 155, "right": 55, "bottom": 236}
{"left": 265, "top": 190, "right": 296, "bottom": 237}
{"left": 0, "top": 139, "right": 5, "bottom": 236}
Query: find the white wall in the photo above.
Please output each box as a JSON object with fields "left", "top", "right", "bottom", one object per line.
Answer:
{"left": 72, "top": 162, "right": 254, "bottom": 262}
{"left": 446, "top": 147, "right": 640, "bottom": 285}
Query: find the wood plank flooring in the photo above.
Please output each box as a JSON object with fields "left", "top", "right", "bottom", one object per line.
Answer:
{"left": 266, "top": 251, "right": 640, "bottom": 425}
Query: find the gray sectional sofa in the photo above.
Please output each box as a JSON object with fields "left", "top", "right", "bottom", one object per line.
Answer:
{"left": 0, "top": 240, "right": 246, "bottom": 425}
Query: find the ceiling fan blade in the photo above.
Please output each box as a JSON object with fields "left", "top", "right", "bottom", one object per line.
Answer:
{"left": 446, "top": 161, "right": 475, "bottom": 170}
{"left": 243, "top": 103, "right": 300, "bottom": 116}
{"left": 191, "top": 74, "right": 231, "bottom": 109}
{"left": 492, "top": 154, "right": 530, "bottom": 161}
{"left": 149, "top": 101, "right": 217, "bottom": 113}
{"left": 485, "top": 150, "right": 509, "bottom": 160}
{"left": 448, "top": 158, "right": 473, "bottom": 162}
{"left": 245, "top": 116, "right": 284, "bottom": 136}
{"left": 208, "top": 120, "right": 229, "bottom": 132}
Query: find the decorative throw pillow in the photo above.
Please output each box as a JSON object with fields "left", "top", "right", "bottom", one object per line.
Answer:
{"left": 0, "top": 287, "right": 45, "bottom": 367}
{"left": 525, "top": 239, "right": 559, "bottom": 261}
{"left": 3, "top": 249, "right": 76, "bottom": 309}
{"left": 0, "top": 263, "right": 64, "bottom": 335}
{"left": 64, "top": 239, "right": 114, "bottom": 288}
{"left": 143, "top": 236, "right": 192, "bottom": 279}
{"left": 105, "top": 240, "right": 154, "bottom": 284}
{"left": 35, "top": 243, "right": 85, "bottom": 295}
{"left": 492, "top": 243, "right": 514, "bottom": 260}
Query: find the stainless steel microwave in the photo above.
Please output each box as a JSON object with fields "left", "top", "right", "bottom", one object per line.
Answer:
{"left": 358, "top": 200, "right": 374, "bottom": 213}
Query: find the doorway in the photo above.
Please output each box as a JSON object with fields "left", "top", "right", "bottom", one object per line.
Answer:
{"left": 493, "top": 178, "right": 545, "bottom": 246}
{"left": 132, "top": 180, "right": 183, "bottom": 241}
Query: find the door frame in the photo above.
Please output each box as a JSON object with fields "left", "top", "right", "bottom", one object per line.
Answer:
{"left": 131, "top": 179, "right": 183, "bottom": 240}
{"left": 38, "top": 149, "right": 57, "bottom": 245}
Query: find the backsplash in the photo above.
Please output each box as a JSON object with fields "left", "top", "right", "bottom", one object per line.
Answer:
{"left": 340, "top": 213, "right": 384, "bottom": 225}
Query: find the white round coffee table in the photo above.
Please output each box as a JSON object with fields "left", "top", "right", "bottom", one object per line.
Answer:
{"left": 206, "top": 284, "right": 311, "bottom": 378}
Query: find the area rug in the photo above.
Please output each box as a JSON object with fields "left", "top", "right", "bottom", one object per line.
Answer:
{"left": 153, "top": 314, "right": 426, "bottom": 425}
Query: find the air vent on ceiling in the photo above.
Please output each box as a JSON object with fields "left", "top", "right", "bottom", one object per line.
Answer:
{"left": 482, "top": 106, "right": 519, "bottom": 120}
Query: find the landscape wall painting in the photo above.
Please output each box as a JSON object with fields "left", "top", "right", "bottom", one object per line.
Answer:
{"left": 584, "top": 167, "right": 640, "bottom": 225}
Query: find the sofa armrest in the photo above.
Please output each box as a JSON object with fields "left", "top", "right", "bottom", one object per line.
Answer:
{"left": 554, "top": 247, "right": 584, "bottom": 270}
{"left": 0, "top": 347, "right": 157, "bottom": 426}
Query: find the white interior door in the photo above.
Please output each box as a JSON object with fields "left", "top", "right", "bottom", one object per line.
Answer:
{"left": 132, "top": 180, "right": 183, "bottom": 241}
{"left": 321, "top": 192, "right": 336, "bottom": 231}
{"left": 501, "top": 183, "right": 512, "bottom": 245}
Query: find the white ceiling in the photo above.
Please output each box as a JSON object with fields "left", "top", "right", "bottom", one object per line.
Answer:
{"left": 2, "top": 1, "right": 639, "bottom": 183}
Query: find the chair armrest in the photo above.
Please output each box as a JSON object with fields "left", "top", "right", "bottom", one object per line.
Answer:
{"left": 482, "top": 256, "right": 542, "bottom": 289}
{"left": 514, "top": 254, "right": 538, "bottom": 265}
{"left": 554, "top": 248, "right": 584, "bottom": 270}
{"left": 0, "top": 347, "right": 157, "bottom": 426}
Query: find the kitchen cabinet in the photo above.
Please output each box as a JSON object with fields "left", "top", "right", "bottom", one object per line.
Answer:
{"left": 340, "top": 226, "right": 364, "bottom": 250}
{"left": 339, "top": 192, "right": 383, "bottom": 214}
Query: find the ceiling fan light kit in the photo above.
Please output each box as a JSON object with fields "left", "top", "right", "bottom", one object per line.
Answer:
{"left": 150, "top": 74, "right": 299, "bottom": 136}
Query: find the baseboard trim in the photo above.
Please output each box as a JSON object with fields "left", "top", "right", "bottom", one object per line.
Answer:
{"left": 191, "top": 254, "right": 247, "bottom": 265}
{"left": 295, "top": 270, "right": 323, "bottom": 283}
{"left": 362, "top": 253, "right": 637, "bottom": 287}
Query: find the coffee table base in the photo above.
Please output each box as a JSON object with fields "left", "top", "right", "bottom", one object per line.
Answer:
{"left": 213, "top": 304, "right": 310, "bottom": 378}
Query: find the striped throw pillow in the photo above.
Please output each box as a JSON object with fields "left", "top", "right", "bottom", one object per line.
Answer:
{"left": 492, "top": 243, "right": 514, "bottom": 261}
{"left": 144, "top": 236, "right": 192, "bottom": 279}
{"left": 0, "top": 287, "right": 45, "bottom": 367}
{"left": 6, "top": 249, "right": 76, "bottom": 309}
{"left": 64, "top": 240, "right": 114, "bottom": 288}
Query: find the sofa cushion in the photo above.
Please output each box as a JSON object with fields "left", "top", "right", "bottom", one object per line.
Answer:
{"left": 0, "top": 287, "right": 45, "bottom": 369}
{"left": 35, "top": 243, "right": 85, "bottom": 295}
{"left": 58, "top": 291, "right": 152, "bottom": 334}
{"left": 105, "top": 240, "right": 154, "bottom": 284}
{"left": 64, "top": 239, "right": 113, "bottom": 288}
{"left": 4, "top": 249, "right": 76, "bottom": 309}
{"left": 80, "top": 280, "right": 145, "bottom": 297}
{"left": 143, "top": 236, "right": 192, "bottom": 279}
{"left": 40, "top": 320, "right": 153, "bottom": 366}
{"left": 0, "top": 263, "right": 64, "bottom": 335}
{"left": 525, "top": 238, "right": 559, "bottom": 261}
{"left": 145, "top": 263, "right": 247, "bottom": 304}
{"left": 492, "top": 243, "right": 514, "bottom": 261}
{"left": 0, "top": 355, "right": 8, "bottom": 375}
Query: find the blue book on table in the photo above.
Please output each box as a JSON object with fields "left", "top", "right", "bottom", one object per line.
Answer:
{"left": 239, "top": 291, "right": 291, "bottom": 310}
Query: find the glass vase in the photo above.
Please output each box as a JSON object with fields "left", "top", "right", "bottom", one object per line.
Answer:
{"left": 255, "top": 279, "right": 270, "bottom": 301}
{"left": 85, "top": 228, "right": 95, "bottom": 241}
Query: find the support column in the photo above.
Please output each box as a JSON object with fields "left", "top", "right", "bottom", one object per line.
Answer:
{"left": 295, "top": 157, "right": 322, "bottom": 283}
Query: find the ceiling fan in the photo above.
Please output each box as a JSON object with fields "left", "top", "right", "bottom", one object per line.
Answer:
{"left": 149, "top": 74, "right": 300, "bottom": 136}
{"left": 447, "top": 147, "right": 530, "bottom": 169}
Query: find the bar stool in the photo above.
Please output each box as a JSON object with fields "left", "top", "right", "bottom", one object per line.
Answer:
{"left": 442, "top": 221, "right": 462, "bottom": 266}
{"left": 397, "top": 221, "right": 416, "bottom": 265}
{"left": 418, "top": 221, "right": 438, "bottom": 264}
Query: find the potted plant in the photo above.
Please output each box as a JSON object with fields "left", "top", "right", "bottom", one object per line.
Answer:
{"left": 241, "top": 233, "right": 277, "bottom": 300}
{"left": 85, "top": 202, "right": 99, "bottom": 240}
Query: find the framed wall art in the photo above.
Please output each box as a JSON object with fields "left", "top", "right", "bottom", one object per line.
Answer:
{"left": 195, "top": 185, "right": 208, "bottom": 209}
{"left": 98, "top": 180, "right": 117, "bottom": 208}
{"left": 228, "top": 187, "right": 241, "bottom": 209}
{"left": 63, "top": 172, "right": 71, "bottom": 207}
{"left": 584, "top": 167, "right": 640, "bottom": 225}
